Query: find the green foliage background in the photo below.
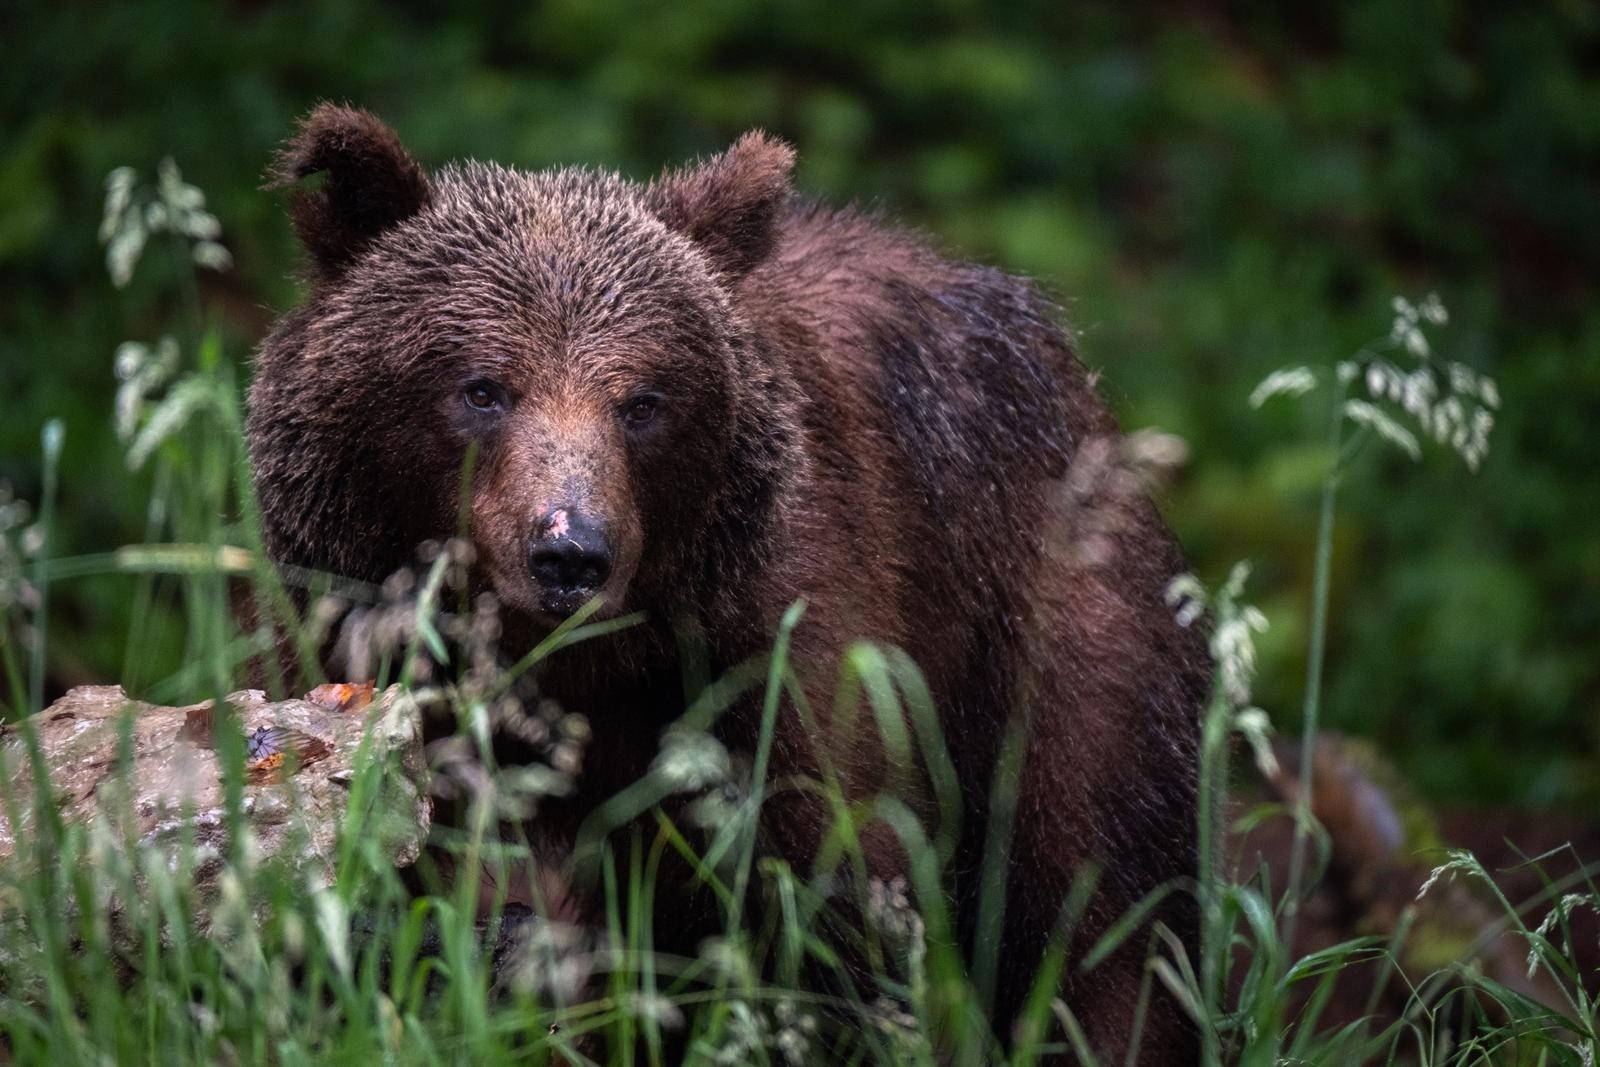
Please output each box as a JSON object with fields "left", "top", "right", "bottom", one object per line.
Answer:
{"left": 1, "top": 0, "right": 1596, "bottom": 808}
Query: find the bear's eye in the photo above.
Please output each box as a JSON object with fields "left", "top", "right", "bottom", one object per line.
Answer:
{"left": 463, "top": 380, "right": 504, "bottom": 413}
{"left": 622, "top": 394, "right": 661, "bottom": 429}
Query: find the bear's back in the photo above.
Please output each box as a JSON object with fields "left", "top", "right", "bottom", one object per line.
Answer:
{"left": 746, "top": 201, "right": 1104, "bottom": 516}
{"left": 737, "top": 203, "right": 1126, "bottom": 640}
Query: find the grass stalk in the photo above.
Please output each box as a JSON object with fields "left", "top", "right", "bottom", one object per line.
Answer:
{"left": 1282, "top": 378, "right": 1347, "bottom": 952}
{"left": 27, "top": 420, "right": 63, "bottom": 716}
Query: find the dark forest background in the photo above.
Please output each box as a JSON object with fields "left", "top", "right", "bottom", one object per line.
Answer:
{"left": 1, "top": 0, "right": 1596, "bottom": 810}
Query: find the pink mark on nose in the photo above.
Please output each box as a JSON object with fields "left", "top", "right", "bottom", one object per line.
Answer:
{"left": 546, "top": 509, "right": 570, "bottom": 539}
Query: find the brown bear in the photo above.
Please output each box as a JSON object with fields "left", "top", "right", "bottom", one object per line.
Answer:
{"left": 247, "top": 104, "right": 1208, "bottom": 1063}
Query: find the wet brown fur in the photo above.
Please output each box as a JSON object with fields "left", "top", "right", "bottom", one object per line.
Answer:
{"left": 248, "top": 105, "right": 1208, "bottom": 1063}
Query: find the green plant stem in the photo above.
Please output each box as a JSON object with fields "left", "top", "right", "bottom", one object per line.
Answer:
{"left": 28, "top": 420, "right": 63, "bottom": 715}
{"left": 121, "top": 463, "right": 172, "bottom": 693}
{"left": 1282, "top": 388, "right": 1346, "bottom": 951}
{"left": 724, "top": 600, "right": 804, "bottom": 942}
{"left": 170, "top": 228, "right": 204, "bottom": 346}
{"left": 972, "top": 702, "right": 1029, "bottom": 1021}
{"left": 1196, "top": 681, "right": 1231, "bottom": 1066}
{"left": 0, "top": 631, "right": 27, "bottom": 717}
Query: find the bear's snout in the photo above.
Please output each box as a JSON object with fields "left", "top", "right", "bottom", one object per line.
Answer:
{"left": 527, "top": 507, "right": 614, "bottom": 617}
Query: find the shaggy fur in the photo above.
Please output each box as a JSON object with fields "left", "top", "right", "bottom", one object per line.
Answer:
{"left": 248, "top": 104, "right": 1207, "bottom": 1063}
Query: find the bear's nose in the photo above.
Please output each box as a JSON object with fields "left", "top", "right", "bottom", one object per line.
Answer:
{"left": 528, "top": 508, "right": 613, "bottom": 603}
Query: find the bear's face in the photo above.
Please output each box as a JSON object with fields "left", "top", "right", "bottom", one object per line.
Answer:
{"left": 253, "top": 107, "right": 796, "bottom": 625}
{"left": 322, "top": 168, "right": 743, "bottom": 623}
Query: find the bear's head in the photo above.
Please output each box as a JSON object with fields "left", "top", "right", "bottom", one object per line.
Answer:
{"left": 248, "top": 105, "right": 798, "bottom": 628}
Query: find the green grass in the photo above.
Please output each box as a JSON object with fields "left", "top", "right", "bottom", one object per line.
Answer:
{"left": 0, "top": 165, "right": 1596, "bottom": 1067}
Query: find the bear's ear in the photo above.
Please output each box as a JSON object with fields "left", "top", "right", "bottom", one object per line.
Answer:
{"left": 267, "top": 104, "right": 431, "bottom": 279}
{"left": 646, "top": 131, "right": 795, "bottom": 282}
